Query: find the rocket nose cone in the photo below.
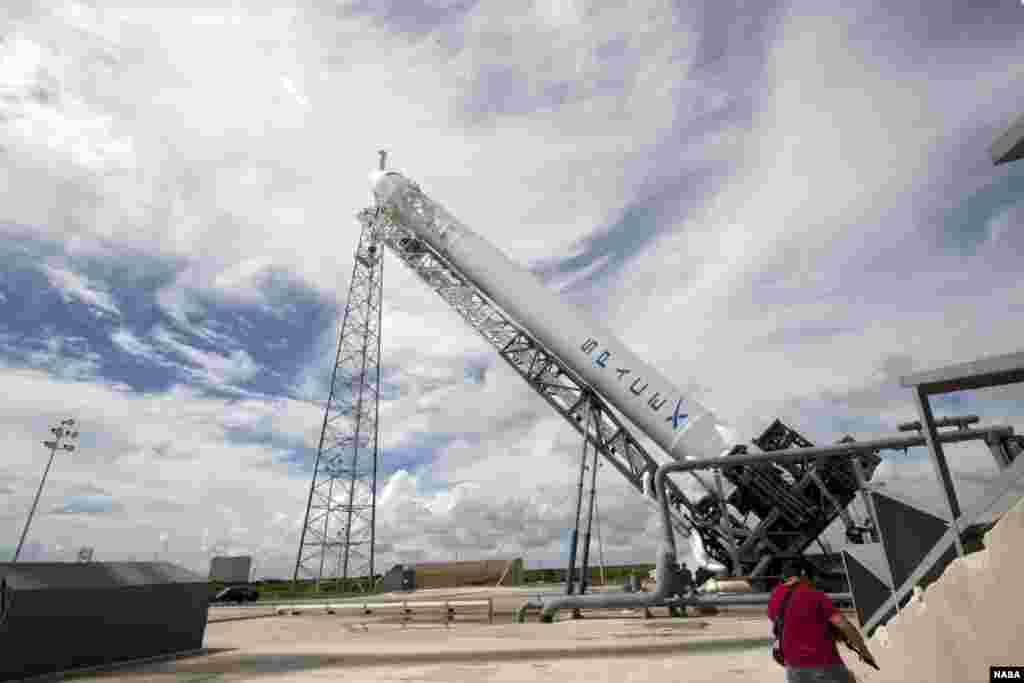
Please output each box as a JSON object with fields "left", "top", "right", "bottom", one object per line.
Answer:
{"left": 371, "top": 169, "right": 404, "bottom": 205}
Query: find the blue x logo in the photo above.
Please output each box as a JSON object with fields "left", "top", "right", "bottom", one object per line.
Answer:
{"left": 667, "top": 398, "right": 688, "bottom": 429}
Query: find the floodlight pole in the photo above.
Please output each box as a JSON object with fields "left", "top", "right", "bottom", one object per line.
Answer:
{"left": 14, "top": 419, "right": 78, "bottom": 563}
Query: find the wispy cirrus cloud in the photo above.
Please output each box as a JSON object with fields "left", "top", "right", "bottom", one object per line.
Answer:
{"left": 42, "top": 264, "right": 121, "bottom": 318}
{"left": 152, "top": 325, "right": 260, "bottom": 386}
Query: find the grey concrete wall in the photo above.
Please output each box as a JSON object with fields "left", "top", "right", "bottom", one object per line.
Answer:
{"left": 0, "top": 562, "right": 209, "bottom": 681}
{"left": 209, "top": 555, "right": 252, "bottom": 583}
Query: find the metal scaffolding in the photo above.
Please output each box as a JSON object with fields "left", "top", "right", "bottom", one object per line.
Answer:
{"left": 359, "top": 200, "right": 893, "bottom": 582}
{"left": 293, "top": 212, "right": 385, "bottom": 592}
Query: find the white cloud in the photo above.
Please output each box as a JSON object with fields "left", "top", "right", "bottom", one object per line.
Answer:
{"left": 597, "top": 5, "right": 1024, "bottom": 438}
{"left": 1, "top": 1, "right": 1022, "bottom": 577}
{"left": 111, "top": 328, "right": 169, "bottom": 366}
{"left": 0, "top": 0, "right": 696, "bottom": 298}
{"left": 152, "top": 325, "right": 259, "bottom": 385}
{"left": 111, "top": 324, "right": 263, "bottom": 390}
{"left": 42, "top": 264, "right": 121, "bottom": 317}
{"left": 0, "top": 366, "right": 318, "bottom": 575}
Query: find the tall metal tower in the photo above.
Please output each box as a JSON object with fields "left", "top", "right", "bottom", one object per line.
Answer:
{"left": 293, "top": 185, "right": 386, "bottom": 592}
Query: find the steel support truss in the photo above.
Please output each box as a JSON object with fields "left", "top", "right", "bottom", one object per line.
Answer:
{"left": 356, "top": 206, "right": 1024, "bottom": 582}
{"left": 361, "top": 206, "right": 867, "bottom": 575}
{"left": 293, "top": 215, "right": 384, "bottom": 592}
{"left": 359, "top": 208, "right": 699, "bottom": 541}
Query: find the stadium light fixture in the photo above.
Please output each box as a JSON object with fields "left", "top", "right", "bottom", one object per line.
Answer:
{"left": 13, "top": 419, "right": 80, "bottom": 562}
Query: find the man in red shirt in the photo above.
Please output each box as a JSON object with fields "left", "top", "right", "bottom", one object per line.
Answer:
{"left": 767, "top": 559, "right": 874, "bottom": 682}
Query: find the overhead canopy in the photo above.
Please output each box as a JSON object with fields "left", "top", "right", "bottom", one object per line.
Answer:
{"left": 899, "top": 350, "right": 1024, "bottom": 395}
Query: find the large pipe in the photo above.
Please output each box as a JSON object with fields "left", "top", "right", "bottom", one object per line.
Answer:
{"left": 533, "top": 425, "right": 1013, "bottom": 621}
{"left": 668, "top": 592, "right": 852, "bottom": 607}
{"left": 660, "top": 426, "right": 1013, "bottom": 471}
{"left": 537, "top": 457, "right": 683, "bottom": 621}
{"left": 371, "top": 169, "right": 737, "bottom": 501}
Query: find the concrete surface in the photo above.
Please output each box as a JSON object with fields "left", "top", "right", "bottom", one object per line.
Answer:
{"left": 65, "top": 607, "right": 791, "bottom": 682}
{"left": 53, "top": 494, "right": 1024, "bottom": 683}
{"left": 38, "top": 581, "right": 874, "bottom": 682}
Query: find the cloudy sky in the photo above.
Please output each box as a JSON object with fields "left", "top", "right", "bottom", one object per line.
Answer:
{"left": 1, "top": 0, "right": 1022, "bottom": 579}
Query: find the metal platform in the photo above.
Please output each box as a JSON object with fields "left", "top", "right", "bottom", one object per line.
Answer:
{"left": 844, "top": 350, "right": 1024, "bottom": 634}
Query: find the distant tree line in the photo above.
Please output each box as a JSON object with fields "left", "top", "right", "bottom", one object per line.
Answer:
{"left": 222, "top": 562, "right": 660, "bottom": 600}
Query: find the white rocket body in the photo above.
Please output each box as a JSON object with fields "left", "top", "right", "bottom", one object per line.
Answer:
{"left": 689, "top": 529, "right": 728, "bottom": 573}
{"left": 371, "top": 171, "right": 738, "bottom": 505}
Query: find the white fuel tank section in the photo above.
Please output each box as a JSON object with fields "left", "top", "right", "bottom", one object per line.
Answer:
{"left": 689, "top": 528, "right": 728, "bottom": 573}
{"left": 372, "top": 171, "right": 738, "bottom": 500}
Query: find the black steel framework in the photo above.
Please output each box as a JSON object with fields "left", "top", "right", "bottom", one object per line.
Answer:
{"left": 293, "top": 215, "right": 385, "bottom": 591}
{"left": 714, "top": 423, "right": 884, "bottom": 579}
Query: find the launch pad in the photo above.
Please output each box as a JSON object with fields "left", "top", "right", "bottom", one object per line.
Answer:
{"left": 337, "top": 164, "right": 1024, "bottom": 634}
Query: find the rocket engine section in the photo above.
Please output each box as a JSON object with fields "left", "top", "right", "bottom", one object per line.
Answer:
{"left": 371, "top": 170, "right": 738, "bottom": 503}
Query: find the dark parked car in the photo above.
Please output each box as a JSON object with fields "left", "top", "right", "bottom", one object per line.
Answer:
{"left": 212, "top": 586, "right": 259, "bottom": 604}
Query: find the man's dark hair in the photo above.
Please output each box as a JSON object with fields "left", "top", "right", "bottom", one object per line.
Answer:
{"left": 780, "top": 558, "right": 818, "bottom": 580}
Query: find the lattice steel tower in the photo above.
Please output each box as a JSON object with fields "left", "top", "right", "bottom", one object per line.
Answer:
{"left": 293, "top": 171, "right": 386, "bottom": 591}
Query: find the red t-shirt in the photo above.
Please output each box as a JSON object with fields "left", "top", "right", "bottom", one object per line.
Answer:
{"left": 767, "top": 581, "right": 842, "bottom": 668}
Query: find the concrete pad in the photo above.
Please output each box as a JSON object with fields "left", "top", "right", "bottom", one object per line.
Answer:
{"left": 166, "top": 492, "right": 1020, "bottom": 683}
{"left": 67, "top": 612, "right": 792, "bottom": 682}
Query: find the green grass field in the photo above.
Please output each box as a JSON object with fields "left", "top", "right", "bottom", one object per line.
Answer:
{"left": 219, "top": 563, "right": 658, "bottom": 602}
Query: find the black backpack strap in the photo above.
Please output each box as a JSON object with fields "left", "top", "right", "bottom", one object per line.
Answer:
{"left": 774, "top": 584, "right": 797, "bottom": 636}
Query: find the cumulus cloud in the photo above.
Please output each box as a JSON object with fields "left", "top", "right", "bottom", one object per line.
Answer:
{"left": 0, "top": 365, "right": 321, "bottom": 575}
{"left": 1, "top": 0, "right": 1022, "bottom": 577}
{"left": 373, "top": 463, "right": 670, "bottom": 569}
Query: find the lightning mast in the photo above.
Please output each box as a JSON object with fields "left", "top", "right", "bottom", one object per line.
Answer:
{"left": 292, "top": 153, "right": 388, "bottom": 592}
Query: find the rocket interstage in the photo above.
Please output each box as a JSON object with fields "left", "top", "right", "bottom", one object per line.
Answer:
{"left": 372, "top": 171, "right": 738, "bottom": 500}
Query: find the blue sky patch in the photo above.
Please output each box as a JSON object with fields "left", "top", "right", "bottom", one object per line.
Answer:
{"left": 50, "top": 494, "right": 121, "bottom": 515}
{"left": 941, "top": 162, "right": 1024, "bottom": 254}
{"left": 0, "top": 234, "right": 339, "bottom": 399}
{"left": 381, "top": 432, "right": 466, "bottom": 479}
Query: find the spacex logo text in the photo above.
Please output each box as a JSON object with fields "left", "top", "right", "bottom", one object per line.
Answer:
{"left": 579, "top": 338, "right": 688, "bottom": 428}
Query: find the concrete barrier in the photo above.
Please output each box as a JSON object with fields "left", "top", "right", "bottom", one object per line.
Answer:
{"left": 0, "top": 562, "right": 209, "bottom": 681}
